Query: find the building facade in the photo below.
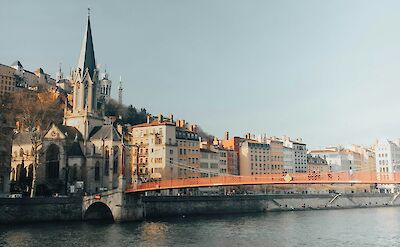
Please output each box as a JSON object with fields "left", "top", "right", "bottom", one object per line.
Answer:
{"left": 307, "top": 154, "right": 329, "bottom": 173}
{"left": 375, "top": 139, "right": 400, "bottom": 192}
{"left": 239, "top": 140, "right": 272, "bottom": 176}
{"left": 10, "top": 13, "right": 126, "bottom": 196}
{"left": 129, "top": 119, "right": 178, "bottom": 181}
{"left": 129, "top": 116, "right": 200, "bottom": 181}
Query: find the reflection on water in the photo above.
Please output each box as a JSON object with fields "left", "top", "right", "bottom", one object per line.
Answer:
{"left": 0, "top": 207, "right": 400, "bottom": 247}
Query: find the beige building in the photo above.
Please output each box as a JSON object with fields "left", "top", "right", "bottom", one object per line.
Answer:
{"left": 266, "top": 138, "right": 284, "bottom": 174}
{"left": 200, "top": 148, "right": 219, "bottom": 177}
{"left": 129, "top": 118, "right": 178, "bottom": 181}
{"left": 239, "top": 140, "right": 271, "bottom": 176}
{"left": 0, "top": 64, "right": 17, "bottom": 95}
{"left": 129, "top": 116, "right": 200, "bottom": 181}
{"left": 200, "top": 140, "right": 228, "bottom": 176}
{"left": 348, "top": 144, "right": 376, "bottom": 172}
{"left": 310, "top": 145, "right": 374, "bottom": 173}
{"left": 0, "top": 61, "right": 57, "bottom": 96}
{"left": 176, "top": 120, "right": 200, "bottom": 179}
{"left": 307, "top": 154, "right": 329, "bottom": 173}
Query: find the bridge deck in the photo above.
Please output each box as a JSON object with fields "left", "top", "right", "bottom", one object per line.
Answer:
{"left": 125, "top": 172, "right": 400, "bottom": 193}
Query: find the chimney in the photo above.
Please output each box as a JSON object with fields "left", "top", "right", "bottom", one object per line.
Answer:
{"left": 177, "top": 119, "right": 185, "bottom": 128}
{"left": 189, "top": 124, "right": 198, "bottom": 132}
{"left": 158, "top": 114, "right": 163, "bottom": 122}
{"left": 146, "top": 115, "right": 151, "bottom": 124}
{"left": 225, "top": 131, "right": 229, "bottom": 140}
{"left": 213, "top": 137, "right": 219, "bottom": 146}
{"left": 170, "top": 114, "right": 174, "bottom": 123}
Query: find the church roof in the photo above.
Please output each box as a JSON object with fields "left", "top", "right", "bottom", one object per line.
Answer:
{"left": 89, "top": 125, "right": 121, "bottom": 141}
{"left": 67, "top": 141, "right": 84, "bottom": 157}
{"left": 77, "top": 14, "right": 96, "bottom": 79}
{"left": 55, "top": 124, "right": 83, "bottom": 141}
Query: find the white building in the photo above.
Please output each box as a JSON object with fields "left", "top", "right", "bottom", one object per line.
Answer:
{"left": 309, "top": 147, "right": 351, "bottom": 172}
{"left": 282, "top": 137, "right": 307, "bottom": 173}
{"left": 283, "top": 146, "right": 294, "bottom": 173}
{"left": 375, "top": 139, "right": 400, "bottom": 192}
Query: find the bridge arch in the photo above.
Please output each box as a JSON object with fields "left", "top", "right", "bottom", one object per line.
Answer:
{"left": 84, "top": 202, "right": 114, "bottom": 222}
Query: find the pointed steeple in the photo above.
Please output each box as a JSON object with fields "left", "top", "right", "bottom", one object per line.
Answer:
{"left": 118, "top": 76, "right": 123, "bottom": 105}
{"left": 77, "top": 8, "right": 96, "bottom": 78}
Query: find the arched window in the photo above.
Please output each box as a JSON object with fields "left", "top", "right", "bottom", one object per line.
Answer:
{"left": 95, "top": 162, "right": 100, "bottom": 181}
{"left": 104, "top": 147, "right": 110, "bottom": 176}
{"left": 19, "top": 148, "right": 24, "bottom": 157}
{"left": 46, "top": 144, "right": 60, "bottom": 179}
{"left": 113, "top": 147, "right": 119, "bottom": 175}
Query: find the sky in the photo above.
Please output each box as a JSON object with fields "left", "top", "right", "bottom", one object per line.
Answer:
{"left": 1, "top": 0, "right": 400, "bottom": 149}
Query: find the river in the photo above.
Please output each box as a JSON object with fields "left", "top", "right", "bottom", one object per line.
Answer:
{"left": 0, "top": 207, "right": 399, "bottom": 246}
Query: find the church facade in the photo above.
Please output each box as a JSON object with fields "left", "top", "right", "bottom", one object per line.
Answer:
{"left": 10, "top": 13, "right": 129, "bottom": 196}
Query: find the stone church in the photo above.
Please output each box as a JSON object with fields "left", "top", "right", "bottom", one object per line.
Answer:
{"left": 11, "top": 13, "right": 128, "bottom": 196}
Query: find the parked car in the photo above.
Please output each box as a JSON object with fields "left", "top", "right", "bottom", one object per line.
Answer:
{"left": 9, "top": 194, "right": 22, "bottom": 198}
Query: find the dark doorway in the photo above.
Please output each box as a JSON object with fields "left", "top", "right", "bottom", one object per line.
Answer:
{"left": 46, "top": 144, "right": 60, "bottom": 179}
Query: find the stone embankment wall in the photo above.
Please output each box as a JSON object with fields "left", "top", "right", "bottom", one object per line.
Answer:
{"left": 1, "top": 193, "right": 399, "bottom": 223}
{"left": 142, "top": 193, "right": 400, "bottom": 219}
{"left": 0, "top": 197, "right": 82, "bottom": 223}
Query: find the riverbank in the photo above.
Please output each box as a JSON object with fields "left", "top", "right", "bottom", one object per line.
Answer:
{"left": 0, "top": 197, "right": 82, "bottom": 223}
{"left": 142, "top": 193, "right": 400, "bottom": 219}
{"left": 1, "top": 193, "right": 399, "bottom": 223}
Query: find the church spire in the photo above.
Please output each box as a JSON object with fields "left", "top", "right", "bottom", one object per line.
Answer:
{"left": 118, "top": 76, "right": 123, "bottom": 105}
{"left": 77, "top": 8, "right": 96, "bottom": 78}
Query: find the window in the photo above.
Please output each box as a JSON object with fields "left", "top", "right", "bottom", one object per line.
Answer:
{"left": 95, "top": 162, "right": 100, "bottom": 181}
{"left": 104, "top": 148, "right": 110, "bottom": 176}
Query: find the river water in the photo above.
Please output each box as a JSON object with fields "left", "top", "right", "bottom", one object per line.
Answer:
{"left": 1, "top": 207, "right": 399, "bottom": 247}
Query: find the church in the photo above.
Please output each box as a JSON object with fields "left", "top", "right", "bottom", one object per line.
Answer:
{"left": 10, "top": 12, "right": 128, "bottom": 196}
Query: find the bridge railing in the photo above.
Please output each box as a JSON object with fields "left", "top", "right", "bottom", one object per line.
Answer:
{"left": 125, "top": 172, "right": 400, "bottom": 192}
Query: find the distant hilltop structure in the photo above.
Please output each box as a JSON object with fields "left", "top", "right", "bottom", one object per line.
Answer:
{"left": 0, "top": 61, "right": 56, "bottom": 95}
{"left": 0, "top": 16, "right": 123, "bottom": 105}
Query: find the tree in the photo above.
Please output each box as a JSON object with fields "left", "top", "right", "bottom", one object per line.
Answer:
{"left": 0, "top": 88, "right": 64, "bottom": 197}
{"left": 104, "top": 99, "right": 147, "bottom": 126}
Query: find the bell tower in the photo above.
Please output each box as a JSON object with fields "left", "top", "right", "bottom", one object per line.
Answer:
{"left": 64, "top": 9, "right": 104, "bottom": 140}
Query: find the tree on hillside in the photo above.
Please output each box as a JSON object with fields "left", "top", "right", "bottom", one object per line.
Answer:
{"left": 0, "top": 89, "right": 64, "bottom": 197}
{"left": 105, "top": 99, "right": 147, "bottom": 126}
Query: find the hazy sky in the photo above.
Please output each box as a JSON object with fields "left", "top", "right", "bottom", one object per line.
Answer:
{"left": 2, "top": 0, "right": 400, "bottom": 148}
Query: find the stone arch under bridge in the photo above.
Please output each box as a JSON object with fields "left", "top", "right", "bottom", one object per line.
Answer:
{"left": 84, "top": 202, "right": 114, "bottom": 222}
{"left": 82, "top": 189, "right": 144, "bottom": 222}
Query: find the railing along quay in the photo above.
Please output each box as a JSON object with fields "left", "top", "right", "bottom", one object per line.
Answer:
{"left": 125, "top": 172, "right": 400, "bottom": 193}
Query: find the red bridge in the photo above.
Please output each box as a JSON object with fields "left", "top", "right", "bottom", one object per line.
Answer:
{"left": 126, "top": 171, "right": 400, "bottom": 193}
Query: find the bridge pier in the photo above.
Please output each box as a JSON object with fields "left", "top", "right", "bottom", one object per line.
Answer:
{"left": 82, "top": 178, "right": 145, "bottom": 222}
